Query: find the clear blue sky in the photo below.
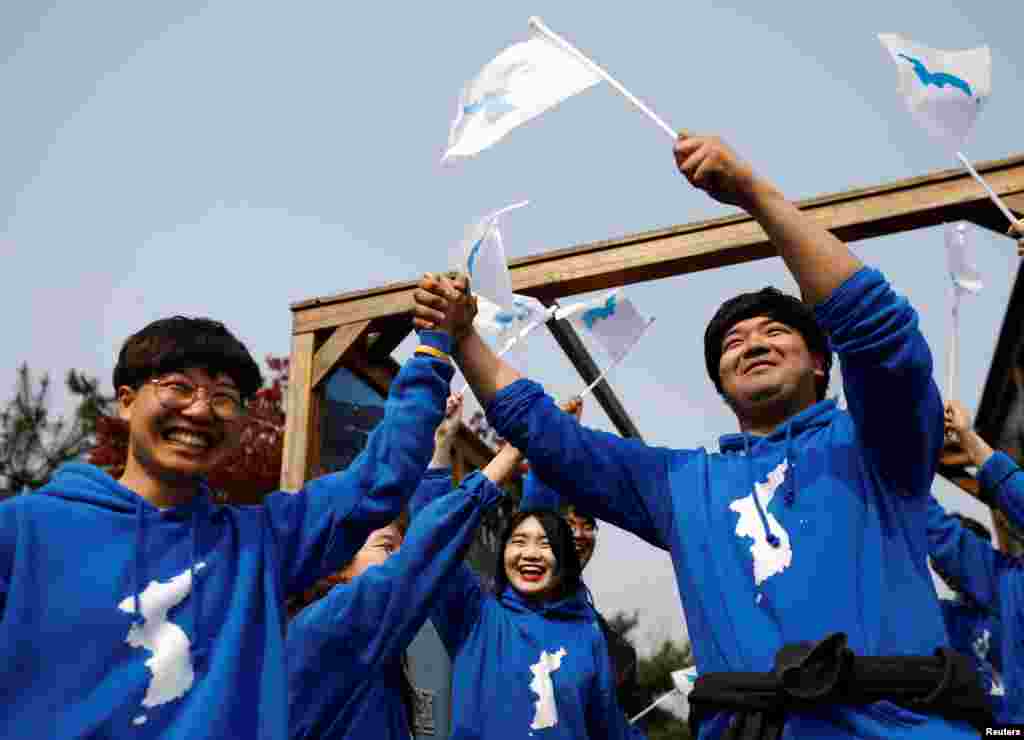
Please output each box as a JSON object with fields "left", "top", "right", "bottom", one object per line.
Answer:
{"left": 2, "top": 1, "right": 1021, "bottom": 654}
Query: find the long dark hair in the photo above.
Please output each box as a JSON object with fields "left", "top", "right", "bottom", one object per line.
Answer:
{"left": 286, "top": 513, "right": 416, "bottom": 736}
{"left": 493, "top": 510, "right": 583, "bottom": 602}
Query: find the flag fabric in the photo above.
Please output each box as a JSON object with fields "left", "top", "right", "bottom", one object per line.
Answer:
{"left": 564, "top": 290, "right": 650, "bottom": 362}
{"left": 453, "top": 202, "right": 528, "bottom": 312}
{"left": 945, "top": 221, "right": 984, "bottom": 295}
{"left": 442, "top": 27, "right": 602, "bottom": 162}
{"left": 878, "top": 33, "right": 991, "bottom": 152}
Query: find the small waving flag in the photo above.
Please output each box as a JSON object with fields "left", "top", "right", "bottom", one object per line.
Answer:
{"left": 559, "top": 290, "right": 650, "bottom": 362}
{"left": 453, "top": 202, "right": 528, "bottom": 313}
{"left": 443, "top": 26, "right": 602, "bottom": 162}
{"left": 878, "top": 34, "right": 991, "bottom": 152}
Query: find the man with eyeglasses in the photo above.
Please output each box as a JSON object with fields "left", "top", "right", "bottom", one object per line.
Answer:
{"left": 0, "top": 314, "right": 456, "bottom": 739}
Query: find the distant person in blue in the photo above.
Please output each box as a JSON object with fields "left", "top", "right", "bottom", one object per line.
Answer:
{"left": 927, "top": 398, "right": 1024, "bottom": 723}
{"left": 519, "top": 397, "right": 643, "bottom": 719}
{"left": 408, "top": 413, "right": 638, "bottom": 740}
{"left": 287, "top": 393, "right": 525, "bottom": 740}
{"left": 412, "top": 133, "right": 992, "bottom": 738}
{"left": 0, "top": 314, "right": 456, "bottom": 739}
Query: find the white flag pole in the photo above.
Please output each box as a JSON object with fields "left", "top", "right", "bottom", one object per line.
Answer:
{"left": 527, "top": 16, "right": 678, "bottom": 140}
{"left": 457, "top": 305, "right": 559, "bottom": 395}
{"left": 629, "top": 688, "right": 679, "bottom": 724}
{"left": 955, "top": 151, "right": 1017, "bottom": 226}
{"left": 578, "top": 317, "right": 656, "bottom": 400}
{"left": 946, "top": 286, "right": 961, "bottom": 401}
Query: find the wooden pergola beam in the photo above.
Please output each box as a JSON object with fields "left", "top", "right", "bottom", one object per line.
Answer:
{"left": 291, "top": 154, "right": 1024, "bottom": 334}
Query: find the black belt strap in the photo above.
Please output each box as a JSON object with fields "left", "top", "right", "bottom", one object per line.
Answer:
{"left": 688, "top": 632, "right": 991, "bottom": 740}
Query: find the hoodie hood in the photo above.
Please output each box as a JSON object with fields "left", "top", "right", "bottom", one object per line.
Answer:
{"left": 41, "top": 462, "right": 213, "bottom": 663}
{"left": 497, "top": 583, "right": 594, "bottom": 622}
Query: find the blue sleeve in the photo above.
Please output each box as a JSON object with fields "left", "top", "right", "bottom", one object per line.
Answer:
{"left": 429, "top": 560, "right": 486, "bottom": 657}
{"left": 409, "top": 467, "right": 453, "bottom": 519}
{"left": 979, "top": 451, "right": 1024, "bottom": 532}
{"left": 287, "top": 472, "right": 501, "bottom": 673}
{"left": 814, "top": 267, "right": 942, "bottom": 496}
{"left": 263, "top": 330, "right": 454, "bottom": 596}
{"left": 520, "top": 471, "right": 562, "bottom": 512}
{"left": 926, "top": 495, "right": 1008, "bottom": 611}
{"left": 486, "top": 380, "right": 676, "bottom": 549}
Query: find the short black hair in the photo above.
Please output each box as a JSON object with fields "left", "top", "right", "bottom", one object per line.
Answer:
{"left": 494, "top": 510, "right": 582, "bottom": 602}
{"left": 113, "top": 316, "right": 263, "bottom": 399}
{"left": 704, "top": 287, "right": 832, "bottom": 401}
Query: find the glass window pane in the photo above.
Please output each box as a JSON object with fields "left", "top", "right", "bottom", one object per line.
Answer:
{"left": 319, "top": 366, "right": 386, "bottom": 475}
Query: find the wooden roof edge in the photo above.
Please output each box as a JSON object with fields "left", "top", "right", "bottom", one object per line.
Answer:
{"left": 291, "top": 153, "right": 1024, "bottom": 314}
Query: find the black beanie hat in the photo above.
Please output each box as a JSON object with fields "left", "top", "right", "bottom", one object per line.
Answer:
{"left": 704, "top": 288, "right": 832, "bottom": 401}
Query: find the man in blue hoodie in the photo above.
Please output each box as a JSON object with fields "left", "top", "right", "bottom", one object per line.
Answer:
{"left": 413, "top": 133, "right": 989, "bottom": 738}
{"left": 0, "top": 313, "right": 457, "bottom": 738}
{"left": 926, "top": 399, "right": 1024, "bottom": 724}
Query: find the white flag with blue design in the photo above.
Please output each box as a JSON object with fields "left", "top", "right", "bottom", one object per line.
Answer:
{"left": 946, "top": 221, "right": 983, "bottom": 296}
{"left": 878, "top": 34, "right": 991, "bottom": 152}
{"left": 560, "top": 290, "right": 650, "bottom": 362}
{"left": 453, "top": 202, "right": 529, "bottom": 313}
{"left": 443, "top": 26, "right": 603, "bottom": 162}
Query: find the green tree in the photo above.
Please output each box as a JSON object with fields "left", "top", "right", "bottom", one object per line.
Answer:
{"left": 0, "top": 364, "right": 113, "bottom": 498}
{"left": 609, "top": 610, "right": 695, "bottom": 740}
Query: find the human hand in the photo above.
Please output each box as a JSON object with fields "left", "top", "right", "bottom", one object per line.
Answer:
{"left": 434, "top": 393, "right": 464, "bottom": 451}
{"left": 944, "top": 400, "right": 971, "bottom": 439}
{"left": 412, "top": 272, "right": 478, "bottom": 340}
{"left": 559, "top": 396, "right": 583, "bottom": 422}
{"left": 673, "top": 132, "right": 761, "bottom": 209}
{"left": 944, "top": 400, "right": 994, "bottom": 468}
{"left": 1009, "top": 220, "right": 1024, "bottom": 258}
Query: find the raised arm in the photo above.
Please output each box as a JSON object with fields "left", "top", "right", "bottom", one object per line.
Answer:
{"left": 264, "top": 330, "right": 454, "bottom": 597}
{"left": 673, "top": 133, "right": 862, "bottom": 306}
{"left": 485, "top": 383, "right": 674, "bottom": 549}
{"left": 926, "top": 495, "right": 1008, "bottom": 612}
{"left": 288, "top": 471, "right": 502, "bottom": 671}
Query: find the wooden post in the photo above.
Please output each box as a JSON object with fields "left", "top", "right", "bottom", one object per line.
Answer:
{"left": 281, "top": 332, "right": 316, "bottom": 492}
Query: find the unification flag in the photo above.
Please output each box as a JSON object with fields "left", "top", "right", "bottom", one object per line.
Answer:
{"left": 559, "top": 290, "right": 650, "bottom": 362}
{"left": 878, "top": 33, "right": 991, "bottom": 152}
{"left": 443, "top": 26, "right": 602, "bottom": 162}
{"left": 453, "top": 202, "right": 528, "bottom": 312}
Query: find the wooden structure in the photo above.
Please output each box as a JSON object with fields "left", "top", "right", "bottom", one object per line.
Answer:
{"left": 283, "top": 154, "right": 1024, "bottom": 546}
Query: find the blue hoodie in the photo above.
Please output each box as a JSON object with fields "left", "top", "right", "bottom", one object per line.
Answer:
{"left": 0, "top": 333, "right": 453, "bottom": 739}
{"left": 287, "top": 470, "right": 503, "bottom": 740}
{"left": 939, "top": 598, "right": 1007, "bottom": 719}
{"left": 927, "top": 449, "right": 1024, "bottom": 723}
{"left": 412, "top": 472, "right": 635, "bottom": 740}
{"left": 486, "top": 268, "right": 975, "bottom": 739}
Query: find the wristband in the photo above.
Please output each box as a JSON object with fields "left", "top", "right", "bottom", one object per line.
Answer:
{"left": 415, "top": 344, "right": 451, "bottom": 363}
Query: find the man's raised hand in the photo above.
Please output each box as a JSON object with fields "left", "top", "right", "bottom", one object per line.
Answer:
{"left": 673, "top": 132, "right": 761, "bottom": 209}
{"left": 413, "top": 272, "right": 477, "bottom": 340}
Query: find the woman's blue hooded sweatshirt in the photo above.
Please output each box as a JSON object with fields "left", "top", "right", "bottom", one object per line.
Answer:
{"left": 287, "top": 469, "right": 502, "bottom": 740}
{"left": 0, "top": 332, "right": 453, "bottom": 739}
{"left": 485, "top": 268, "right": 976, "bottom": 739}
{"left": 413, "top": 478, "right": 637, "bottom": 740}
{"left": 927, "top": 449, "right": 1024, "bottom": 723}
